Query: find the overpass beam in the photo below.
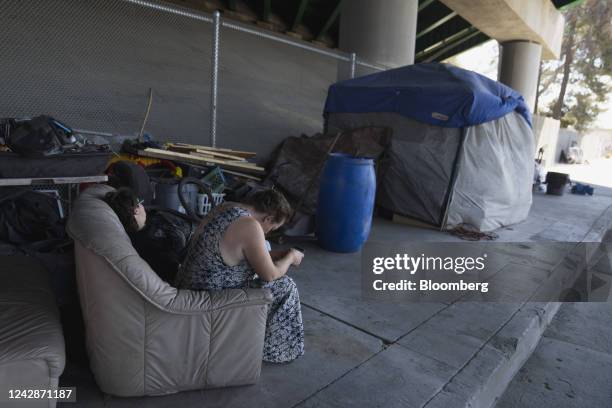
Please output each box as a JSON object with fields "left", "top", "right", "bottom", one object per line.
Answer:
{"left": 439, "top": 0, "right": 564, "bottom": 59}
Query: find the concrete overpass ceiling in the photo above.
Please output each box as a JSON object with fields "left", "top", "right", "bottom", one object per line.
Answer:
{"left": 169, "top": 0, "right": 570, "bottom": 64}
{"left": 271, "top": 0, "right": 342, "bottom": 40}
{"left": 414, "top": 0, "right": 489, "bottom": 62}
{"left": 213, "top": 0, "right": 491, "bottom": 62}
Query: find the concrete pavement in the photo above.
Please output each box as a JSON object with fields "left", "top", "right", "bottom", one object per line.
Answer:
{"left": 61, "top": 188, "right": 612, "bottom": 407}
{"left": 496, "top": 302, "right": 612, "bottom": 408}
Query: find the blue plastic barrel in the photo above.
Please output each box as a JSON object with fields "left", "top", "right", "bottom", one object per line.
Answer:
{"left": 316, "top": 153, "right": 376, "bottom": 253}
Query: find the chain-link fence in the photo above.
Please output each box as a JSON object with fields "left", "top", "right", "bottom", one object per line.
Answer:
{"left": 0, "top": 0, "right": 385, "bottom": 159}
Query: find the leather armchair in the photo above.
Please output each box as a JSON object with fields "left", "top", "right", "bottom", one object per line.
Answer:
{"left": 66, "top": 185, "right": 271, "bottom": 397}
{"left": 0, "top": 256, "right": 65, "bottom": 408}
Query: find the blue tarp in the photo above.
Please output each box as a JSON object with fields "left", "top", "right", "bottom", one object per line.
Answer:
{"left": 324, "top": 62, "right": 532, "bottom": 128}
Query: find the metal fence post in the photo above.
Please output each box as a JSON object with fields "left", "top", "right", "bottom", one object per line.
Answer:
{"left": 350, "top": 52, "right": 356, "bottom": 79}
{"left": 210, "top": 10, "right": 221, "bottom": 147}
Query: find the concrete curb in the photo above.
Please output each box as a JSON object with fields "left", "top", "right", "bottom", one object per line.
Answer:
{"left": 423, "top": 302, "right": 561, "bottom": 408}
{"left": 425, "top": 205, "right": 612, "bottom": 408}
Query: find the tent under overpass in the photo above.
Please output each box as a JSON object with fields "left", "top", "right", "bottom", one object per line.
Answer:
{"left": 324, "top": 62, "right": 534, "bottom": 232}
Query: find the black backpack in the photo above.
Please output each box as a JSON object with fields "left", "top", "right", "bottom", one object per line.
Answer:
{"left": 131, "top": 209, "right": 197, "bottom": 283}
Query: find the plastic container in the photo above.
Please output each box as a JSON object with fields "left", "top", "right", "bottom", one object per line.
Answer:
{"left": 316, "top": 153, "right": 376, "bottom": 253}
{"left": 545, "top": 172, "right": 569, "bottom": 196}
{"left": 201, "top": 166, "right": 226, "bottom": 193}
{"left": 154, "top": 178, "right": 198, "bottom": 212}
{"left": 197, "top": 192, "right": 225, "bottom": 216}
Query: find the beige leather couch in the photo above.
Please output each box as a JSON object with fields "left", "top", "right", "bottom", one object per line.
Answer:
{"left": 66, "top": 185, "right": 272, "bottom": 397}
{"left": 0, "top": 256, "right": 66, "bottom": 408}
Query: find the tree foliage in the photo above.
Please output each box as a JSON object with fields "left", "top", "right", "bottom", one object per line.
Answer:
{"left": 537, "top": 0, "right": 612, "bottom": 131}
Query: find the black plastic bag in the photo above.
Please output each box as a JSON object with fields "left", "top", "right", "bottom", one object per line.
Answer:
{"left": 7, "top": 115, "right": 73, "bottom": 157}
{"left": 0, "top": 189, "right": 66, "bottom": 245}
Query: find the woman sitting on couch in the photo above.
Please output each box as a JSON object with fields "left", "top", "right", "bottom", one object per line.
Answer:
{"left": 174, "top": 188, "right": 305, "bottom": 364}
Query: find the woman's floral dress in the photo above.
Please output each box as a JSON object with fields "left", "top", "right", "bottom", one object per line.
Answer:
{"left": 175, "top": 206, "right": 304, "bottom": 363}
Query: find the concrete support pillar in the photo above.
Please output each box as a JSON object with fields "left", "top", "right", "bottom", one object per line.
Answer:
{"left": 339, "top": 0, "right": 418, "bottom": 69}
{"left": 498, "top": 40, "right": 542, "bottom": 112}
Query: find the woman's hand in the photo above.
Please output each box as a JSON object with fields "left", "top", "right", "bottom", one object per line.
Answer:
{"left": 289, "top": 248, "right": 304, "bottom": 266}
{"left": 236, "top": 218, "right": 297, "bottom": 281}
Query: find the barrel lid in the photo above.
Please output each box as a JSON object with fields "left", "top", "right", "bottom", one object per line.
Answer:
{"left": 328, "top": 152, "right": 374, "bottom": 165}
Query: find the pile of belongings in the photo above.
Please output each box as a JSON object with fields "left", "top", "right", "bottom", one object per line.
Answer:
{"left": 0, "top": 115, "right": 111, "bottom": 178}
{"left": 264, "top": 126, "right": 391, "bottom": 234}
{"left": 134, "top": 142, "right": 264, "bottom": 181}
{"left": 1, "top": 115, "right": 108, "bottom": 157}
{"left": 0, "top": 187, "right": 74, "bottom": 305}
{"left": 108, "top": 141, "right": 264, "bottom": 282}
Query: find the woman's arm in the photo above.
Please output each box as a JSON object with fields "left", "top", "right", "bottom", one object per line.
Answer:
{"left": 237, "top": 218, "right": 302, "bottom": 281}
{"left": 269, "top": 249, "right": 289, "bottom": 261}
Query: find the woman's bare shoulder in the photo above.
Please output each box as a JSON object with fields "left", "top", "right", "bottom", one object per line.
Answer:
{"left": 223, "top": 212, "right": 263, "bottom": 249}
{"left": 231, "top": 214, "right": 260, "bottom": 231}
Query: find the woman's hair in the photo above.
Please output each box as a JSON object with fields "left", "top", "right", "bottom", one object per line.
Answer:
{"left": 244, "top": 188, "right": 292, "bottom": 224}
{"left": 103, "top": 187, "right": 140, "bottom": 233}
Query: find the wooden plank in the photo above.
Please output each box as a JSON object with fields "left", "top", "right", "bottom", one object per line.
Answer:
{"left": 172, "top": 142, "right": 257, "bottom": 158}
{"left": 224, "top": 160, "right": 258, "bottom": 167}
{"left": 168, "top": 144, "right": 247, "bottom": 161}
{"left": 190, "top": 153, "right": 257, "bottom": 170}
{"left": 138, "top": 148, "right": 266, "bottom": 175}
{"left": 167, "top": 145, "right": 196, "bottom": 154}
{"left": 195, "top": 146, "right": 256, "bottom": 159}
{"left": 194, "top": 149, "right": 246, "bottom": 161}
{"left": 222, "top": 169, "right": 262, "bottom": 181}
{"left": 191, "top": 152, "right": 218, "bottom": 160}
